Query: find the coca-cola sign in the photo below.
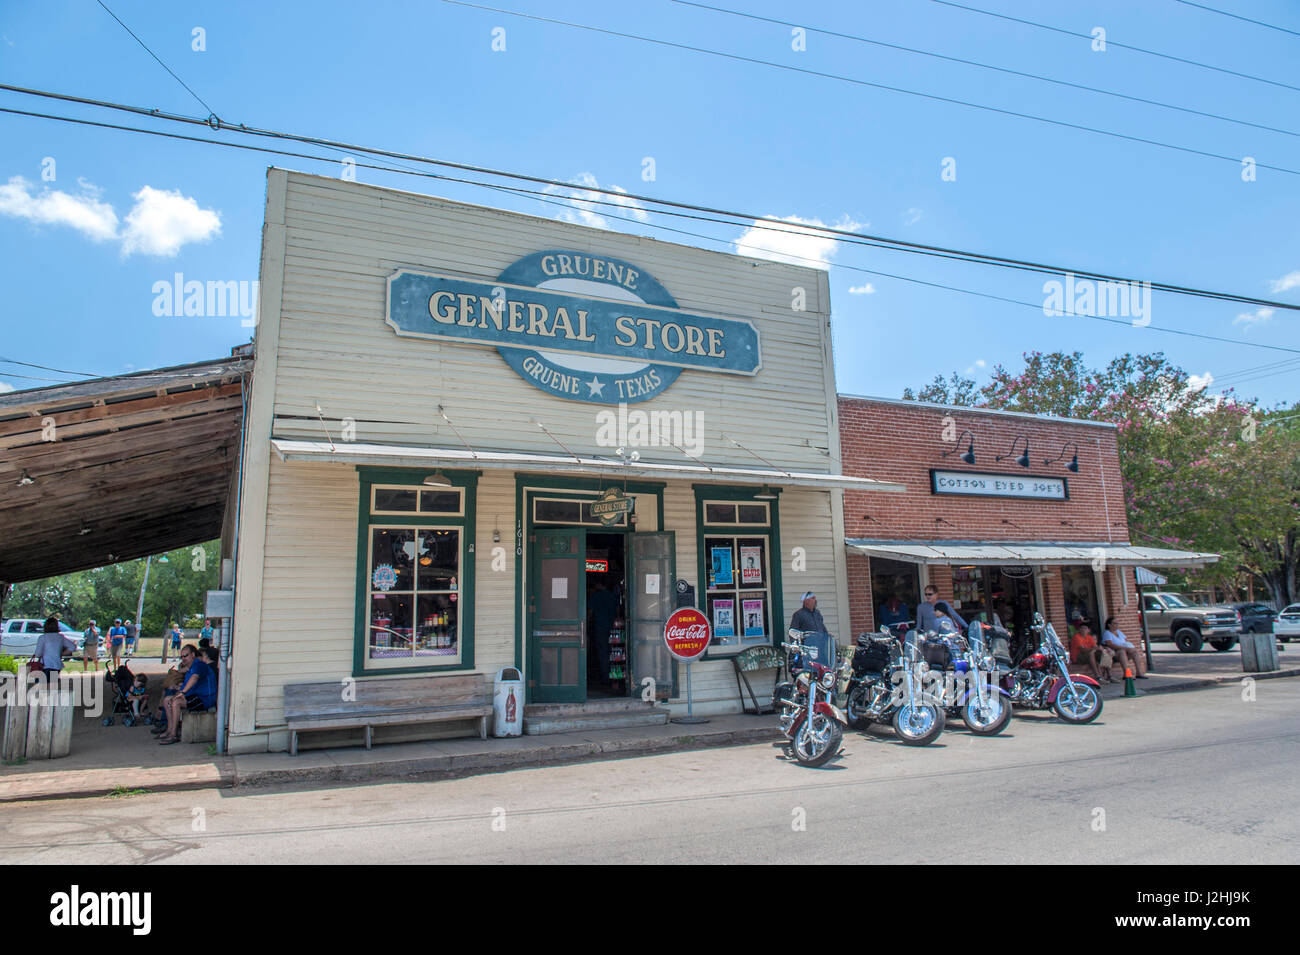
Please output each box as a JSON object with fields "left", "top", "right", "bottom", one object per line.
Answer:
{"left": 664, "top": 607, "right": 711, "bottom": 661}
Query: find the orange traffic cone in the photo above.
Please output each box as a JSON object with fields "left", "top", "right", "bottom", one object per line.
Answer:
{"left": 1124, "top": 667, "right": 1137, "bottom": 697}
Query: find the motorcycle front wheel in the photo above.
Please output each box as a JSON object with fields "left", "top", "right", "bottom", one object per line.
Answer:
{"left": 1052, "top": 683, "right": 1103, "bottom": 724}
{"left": 960, "top": 693, "right": 1012, "bottom": 736}
{"left": 892, "top": 703, "right": 945, "bottom": 746}
{"left": 793, "top": 713, "right": 843, "bottom": 767}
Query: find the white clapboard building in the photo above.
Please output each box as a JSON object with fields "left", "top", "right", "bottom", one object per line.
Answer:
{"left": 226, "top": 169, "right": 902, "bottom": 753}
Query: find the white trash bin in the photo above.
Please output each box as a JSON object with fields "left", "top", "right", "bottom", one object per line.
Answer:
{"left": 493, "top": 667, "right": 524, "bottom": 737}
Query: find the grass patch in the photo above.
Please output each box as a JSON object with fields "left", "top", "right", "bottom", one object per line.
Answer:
{"left": 107, "top": 785, "right": 148, "bottom": 798}
{"left": 2, "top": 756, "right": 27, "bottom": 767}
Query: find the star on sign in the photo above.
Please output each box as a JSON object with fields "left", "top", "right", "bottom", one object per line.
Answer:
{"left": 587, "top": 376, "right": 606, "bottom": 397}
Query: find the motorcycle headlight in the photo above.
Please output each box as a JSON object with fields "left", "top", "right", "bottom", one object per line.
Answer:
{"left": 821, "top": 669, "right": 836, "bottom": 690}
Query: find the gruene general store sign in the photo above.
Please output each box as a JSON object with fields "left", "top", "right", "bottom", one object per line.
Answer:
{"left": 387, "top": 250, "right": 761, "bottom": 404}
{"left": 930, "top": 469, "right": 1068, "bottom": 501}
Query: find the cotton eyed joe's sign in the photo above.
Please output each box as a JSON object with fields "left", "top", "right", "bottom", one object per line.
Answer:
{"left": 930, "top": 470, "right": 1069, "bottom": 501}
{"left": 386, "top": 251, "right": 761, "bottom": 404}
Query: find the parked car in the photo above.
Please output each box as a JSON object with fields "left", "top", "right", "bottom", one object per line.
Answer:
{"left": 1140, "top": 592, "right": 1240, "bottom": 653}
{"left": 0, "top": 618, "right": 104, "bottom": 659}
{"left": 1231, "top": 602, "right": 1276, "bottom": 634}
{"left": 1274, "top": 604, "right": 1300, "bottom": 642}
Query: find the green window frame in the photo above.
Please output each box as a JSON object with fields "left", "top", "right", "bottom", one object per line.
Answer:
{"left": 353, "top": 467, "right": 479, "bottom": 676}
{"left": 693, "top": 486, "right": 783, "bottom": 660}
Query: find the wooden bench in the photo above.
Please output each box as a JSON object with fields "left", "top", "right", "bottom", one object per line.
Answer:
{"left": 283, "top": 674, "right": 491, "bottom": 756}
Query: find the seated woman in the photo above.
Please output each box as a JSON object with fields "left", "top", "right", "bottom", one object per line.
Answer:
{"left": 156, "top": 645, "right": 217, "bottom": 744}
{"left": 1068, "top": 624, "right": 1107, "bottom": 682}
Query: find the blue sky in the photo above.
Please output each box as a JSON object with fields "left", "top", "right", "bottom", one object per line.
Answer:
{"left": 1, "top": 0, "right": 1297, "bottom": 405}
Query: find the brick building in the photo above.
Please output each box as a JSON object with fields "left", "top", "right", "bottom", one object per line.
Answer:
{"left": 838, "top": 395, "right": 1216, "bottom": 652}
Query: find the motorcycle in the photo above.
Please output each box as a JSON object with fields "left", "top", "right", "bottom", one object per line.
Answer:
{"left": 1002, "top": 613, "right": 1103, "bottom": 723}
{"left": 774, "top": 629, "right": 848, "bottom": 767}
{"left": 844, "top": 627, "right": 945, "bottom": 746}
{"left": 919, "top": 623, "right": 1013, "bottom": 736}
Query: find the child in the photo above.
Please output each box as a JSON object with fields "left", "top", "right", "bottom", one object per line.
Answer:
{"left": 128, "top": 673, "right": 149, "bottom": 718}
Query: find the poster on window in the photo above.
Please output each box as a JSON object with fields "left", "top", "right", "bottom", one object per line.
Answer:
{"left": 740, "top": 546, "right": 763, "bottom": 584}
{"left": 742, "top": 598, "right": 764, "bottom": 637}
{"left": 710, "top": 546, "right": 733, "bottom": 586}
{"left": 713, "top": 598, "right": 735, "bottom": 638}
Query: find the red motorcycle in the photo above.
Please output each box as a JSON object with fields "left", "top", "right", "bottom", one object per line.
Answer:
{"left": 775, "top": 629, "right": 848, "bottom": 767}
{"left": 1002, "top": 614, "right": 1103, "bottom": 724}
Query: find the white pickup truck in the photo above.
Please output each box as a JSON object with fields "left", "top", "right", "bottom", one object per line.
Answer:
{"left": 0, "top": 618, "right": 105, "bottom": 659}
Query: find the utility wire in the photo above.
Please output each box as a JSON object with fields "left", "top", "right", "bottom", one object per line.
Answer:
{"left": 0, "top": 356, "right": 100, "bottom": 377}
{"left": 3, "top": 102, "right": 1298, "bottom": 360}
{"left": 438, "top": 0, "right": 1300, "bottom": 182}
{"left": 1172, "top": 1, "right": 1300, "bottom": 40}
{"left": 931, "top": 0, "right": 1300, "bottom": 94}
{"left": 4, "top": 83, "right": 1297, "bottom": 315}
{"left": 674, "top": 0, "right": 1300, "bottom": 139}
{"left": 94, "top": 0, "right": 220, "bottom": 121}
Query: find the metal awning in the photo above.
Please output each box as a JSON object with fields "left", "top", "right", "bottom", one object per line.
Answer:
{"left": 845, "top": 540, "right": 1218, "bottom": 568}
{"left": 271, "top": 438, "right": 906, "bottom": 492}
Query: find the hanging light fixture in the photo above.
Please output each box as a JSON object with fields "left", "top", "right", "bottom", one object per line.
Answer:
{"left": 422, "top": 471, "right": 452, "bottom": 487}
{"left": 1043, "top": 442, "right": 1081, "bottom": 473}
{"left": 940, "top": 430, "right": 976, "bottom": 466}
{"left": 996, "top": 434, "right": 1031, "bottom": 469}
{"left": 753, "top": 485, "right": 778, "bottom": 500}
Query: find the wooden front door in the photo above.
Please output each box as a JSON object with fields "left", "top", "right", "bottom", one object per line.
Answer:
{"left": 529, "top": 527, "right": 587, "bottom": 703}
{"left": 628, "top": 531, "right": 676, "bottom": 700}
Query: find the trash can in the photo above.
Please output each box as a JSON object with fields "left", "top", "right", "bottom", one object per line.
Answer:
{"left": 1240, "top": 632, "right": 1280, "bottom": 673}
{"left": 493, "top": 667, "right": 524, "bottom": 737}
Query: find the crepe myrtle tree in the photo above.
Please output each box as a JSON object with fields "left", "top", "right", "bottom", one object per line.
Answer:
{"left": 903, "top": 351, "right": 1300, "bottom": 606}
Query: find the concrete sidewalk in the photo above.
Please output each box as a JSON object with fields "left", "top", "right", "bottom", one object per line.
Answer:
{"left": 3, "top": 645, "right": 1294, "bottom": 803}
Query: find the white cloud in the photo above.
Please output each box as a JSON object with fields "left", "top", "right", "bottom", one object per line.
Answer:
{"left": 1187, "top": 371, "right": 1214, "bottom": 392}
{"left": 733, "top": 215, "right": 863, "bottom": 270}
{"left": 1269, "top": 270, "right": 1300, "bottom": 294}
{"left": 847, "top": 283, "right": 875, "bottom": 295}
{"left": 963, "top": 358, "right": 987, "bottom": 375}
{"left": 543, "top": 172, "right": 648, "bottom": 230}
{"left": 0, "top": 176, "right": 219, "bottom": 257}
{"left": 1234, "top": 308, "right": 1274, "bottom": 327}
{"left": 902, "top": 207, "right": 923, "bottom": 226}
{"left": 0, "top": 382, "right": 14, "bottom": 393}
{"left": 0, "top": 176, "right": 118, "bottom": 241}
{"left": 120, "top": 186, "right": 221, "bottom": 257}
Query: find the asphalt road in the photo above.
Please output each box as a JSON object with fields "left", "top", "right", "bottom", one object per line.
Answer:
{"left": 3, "top": 681, "right": 1297, "bottom": 864}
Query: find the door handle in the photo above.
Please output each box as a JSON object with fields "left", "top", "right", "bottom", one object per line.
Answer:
{"left": 580, "top": 620, "right": 586, "bottom": 650}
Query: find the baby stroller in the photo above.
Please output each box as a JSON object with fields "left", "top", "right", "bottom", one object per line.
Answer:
{"left": 102, "top": 663, "right": 148, "bottom": 727}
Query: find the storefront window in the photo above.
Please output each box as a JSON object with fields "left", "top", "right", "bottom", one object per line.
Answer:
{"left": 356, "top": 470, "right": 476, "bottom": 674}
{"left": 533, "top": 497, "right": 627, "bottom": 526}
{"left": 705, "top": 535, "right": 770, "bottom": 649}
{"left": 1062, "top": 566, "right": 1101, "bottom": 637}
{"left": 951, "top": 567, "right": 985, "bottom": 620}
{"left": 367, "top": 527, "right": 462, "bottom": 664}
{"left": 870, "top": 557, "right": 920, "bottom": 629}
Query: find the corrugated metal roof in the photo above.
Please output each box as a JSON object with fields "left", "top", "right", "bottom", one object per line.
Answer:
{"left": 845, "top": 539, "right": 1217, "bottom": 568}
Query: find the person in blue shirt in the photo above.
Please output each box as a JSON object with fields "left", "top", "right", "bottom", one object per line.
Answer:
{"left": 107, "top": 618, "right": 126, "bottom": 670}
{"left": 156, "top": 645, "right": 217, "bottom": 744}
{"left": 878, "top": 594, "right": 911, "bottom": 629}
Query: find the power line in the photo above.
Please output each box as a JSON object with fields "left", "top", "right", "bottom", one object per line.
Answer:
{"left": 0, "top": 356, "right": 100, "bottom": 377}
{"left": 673, "top": 0, "right": 1300, "bottom": 139}
{"left": 4, "top": 81, "right": 1294, "bottom": 315}
{"left": 1172, "top": 1, "right": 1300, "bottom": 40}
{"left": 94, "top": 0, "right": 220, "bottom": 121}
{"left": 930, "top": 0, "right": 1300, "bottom": 94}
{"left": 439, "top": 0, "right": 1300, "bottom": 182}
{"left": 3, "top": 100, "right": 1299, "bottom": 360}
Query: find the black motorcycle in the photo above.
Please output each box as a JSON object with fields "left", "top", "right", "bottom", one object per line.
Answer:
{"left": 844, "top": 628, "right": 945, "bottom": 746}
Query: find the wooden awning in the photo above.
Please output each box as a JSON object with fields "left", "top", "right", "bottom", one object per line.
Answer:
{"left": 0, "top": 355, "right": 252, "bottom": 583}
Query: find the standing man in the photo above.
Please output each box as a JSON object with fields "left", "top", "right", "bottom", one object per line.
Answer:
{"left": 107, "top": 618, "right": 125, "bottom": 670}
{"left": 124, "top": 618, "right": 137, "bottom": 657}
{"left": 789, "top": 592, "right": 826, "bottom": 633}
{"left": 200, "top": 619, "right": 215, "bottom": 647}
{"left": 83, "top": 619, "right": 100, "bottom": 670}
{"left": 917, "top": 586, "right": 968, "bottom": 634}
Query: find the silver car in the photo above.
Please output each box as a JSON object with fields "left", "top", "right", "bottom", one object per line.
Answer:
{"left": 0, "top": 618, "right": 106, "bottom": 658}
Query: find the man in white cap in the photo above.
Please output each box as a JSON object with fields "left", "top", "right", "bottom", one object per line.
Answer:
{"left": 789, "top": 592, "right": 826, "bottom": 634}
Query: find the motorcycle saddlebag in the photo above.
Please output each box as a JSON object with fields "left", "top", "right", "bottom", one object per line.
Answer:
{"left": 853, "top": 642, "right": 891, "bottom": 676}
{"left": 922, "top": 639, "right": 953, "bottom": 669}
